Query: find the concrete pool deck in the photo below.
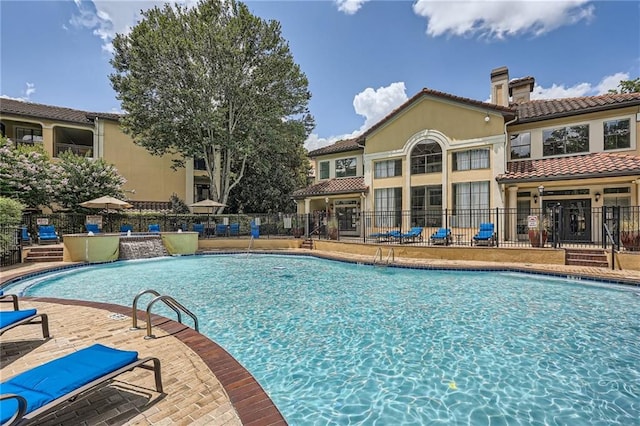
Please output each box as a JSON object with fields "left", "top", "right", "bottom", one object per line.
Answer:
{"left": 1, "top": 251, "right": 639, "bottom": 425}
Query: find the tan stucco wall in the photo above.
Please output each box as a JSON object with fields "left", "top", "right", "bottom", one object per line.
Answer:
{"left": 614, "top": 252, "right": 640, "bottom": 271}
{"left": 365, "top": 97, "right": 504, "bottom": 154}
{"left": 63, "top": 234, "right": 120, "bottom": 262}
{"left": 198, "top": 239, "right": 302, "bottom": 250}
{"left": 508, "top": 106, "right": 640, "bottom": 158}
{"left": 101, "top": 120, "right": 187, "bottom": 202}
{"left": 312, "top": 149, "right": 363, "bottom": 182}
{"left": 314, "top": 241, "right": 565, "bottom": 266}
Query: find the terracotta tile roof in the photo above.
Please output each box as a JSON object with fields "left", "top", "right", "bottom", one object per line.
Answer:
{"left": 0, "top": 98, "right": 122, "bottom": 125}
{"left": 357, "top": 88, "right": 517, "bottom": 143}
{"left": 497, "top": 152, "right": 640, "bottom": 183}
{"left": 514, "top": 92, "right": 640, "bottom": 123}
{"left": 292, "top": 176, "right": 367, "bottom": 199}
{"left": 308, "top": 138, "right": 362, "bottom": 157}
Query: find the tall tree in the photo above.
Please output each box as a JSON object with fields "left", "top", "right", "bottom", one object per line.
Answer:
{"left": 0, "top": 138, "right": 54, "bottom": 209}
{"left": 51, "top": 151, "right": 126, "bottom": 212}
{"left": 110, "top": 0, "right": 313, "bottom": 213}
{"left": 608, "top": 78, "right": 640, "bottom": 94}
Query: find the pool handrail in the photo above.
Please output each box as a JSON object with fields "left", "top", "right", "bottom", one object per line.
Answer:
{"left": 131, "top": 289, "right": 182, "bottom": 330}
{"left": 145, "top": 295, "right": 199, "bottom": 339}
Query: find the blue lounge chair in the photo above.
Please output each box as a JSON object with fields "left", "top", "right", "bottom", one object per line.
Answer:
{"left": 120, "top": 224, "right": 133, "bottom": 233}
{"left": 472, "top": 223, "right": 496, "bottom": 246}
{"left": 0, "top": 308, "right": 49, "bottom": 339}
{"left": 20, "top": 227, "right": 31, "bottom": 246}
{"left": 148, "top": 224, "right": 161, "bottom": 233}
{"left": 216, "top": 223, "right": 228, "bottom": 237}
{"left": 229, "top": 223, "right": 240, "bottom": 236}
{"left": 400, "top": 227, "right": 423, "bottom": 243}
{"left": 0, "top": 290, "right": 19, "bottom": 311}
{"left": 192, "top": 223, "right": 205, "bottom": 238}
{"left": 85, "top": 224, "right": 101, "bottom": 234}
{"left": 37, "top": 225, "right": 59, "bottom": 244}
{"left": 0, "top": 343, "right": 162, "bottom": 426}
{"left": 430, "top": 228, "right": 451, "bottom": 245}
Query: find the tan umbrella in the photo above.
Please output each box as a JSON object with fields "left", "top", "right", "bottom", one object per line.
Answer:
{"left": 189, "top": 199, "right": 226, "bottom": 209}
{"left": 80, "top": 195, "right": 133, "bottom": 210}
{"left": 189, "top": 199, "right": 226, "bottom": 237}
{"left": 80, "top": 196, "right": 133, "bottom": 232}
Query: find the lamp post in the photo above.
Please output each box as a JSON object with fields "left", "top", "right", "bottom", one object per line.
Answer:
{"left": 538, "top": 185, "right": 544, "bottom": 247}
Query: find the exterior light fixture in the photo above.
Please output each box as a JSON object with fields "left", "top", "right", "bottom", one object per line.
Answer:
{"left": 595, "top": 192, "right": 601, "bottom": 202}
{"left": 484, "top": 114, "right": 490, "bottom": 123}
{"left": 533, "top": 194, "right": 538, "bottom": 204}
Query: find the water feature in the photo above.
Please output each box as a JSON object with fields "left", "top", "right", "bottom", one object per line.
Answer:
{"left": 118, "top": 235, "right": 168, "bottom": 260}
{"left": 8, "top": 255, "right": 640, "bottom": 425}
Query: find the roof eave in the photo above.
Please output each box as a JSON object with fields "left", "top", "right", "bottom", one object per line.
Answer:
{"left": 517, "top": 100, "right": 640, "bottom": 124}
{"left": 496, "top": 170, "right": 640, "bottom": 184}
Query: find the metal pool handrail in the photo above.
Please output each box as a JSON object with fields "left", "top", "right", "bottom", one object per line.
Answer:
{"left": 131, "top": 289, "right": 182, "bottom": 330}
{"left": 144, "top": 295, "right": 199, "bottom": 339}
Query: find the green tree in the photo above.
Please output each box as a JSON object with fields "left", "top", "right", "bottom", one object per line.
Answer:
{"left": 0, "top": 138, "right": 54, "bottom": 209}
{"left": 110, "top": 0, "right": 313, "bottom": 213}
{"left": 52, "top": 151, "right": 126, "bottom": 212}
{"left": 608, "top": 78, "right": 640, "bottom": 94}
{"left": 228, "top": 119, "right": 310, "bottom": 213}
{"left": 0, "top": 196, "right": 24, "bottom": 226}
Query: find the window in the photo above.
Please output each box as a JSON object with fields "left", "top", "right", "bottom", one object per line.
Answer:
{"left": 374, "top": 159, "right": 402, "bottom": 178}
{"left": 453, "top": 149, "right": 490, "bottom": 171}
{"left": 543, "top": 125, "right": 589, "bottom": 156}
{"left": 15, "top": 126, "right": 43, "bottom": 144}
{"left": 411, "top": 142, "right": 442, "bottom": 174}
{"left": 452, "top": 181, "right": 490, "bottom": 227}
{"left": 411, "top": 185, "right": 442, "bottom": 227}
{"left": 53, "top": 126, "right": 93, "bottom": 157}
{"left": 604, "top": 119, "right": 630, "bottom": 150}
{"left": 374, "top": 187, "right": 402, "bottom": 227}
{"left": 335, "top": 158, "right": 356, "bottom": 178}
{"left": 510, "top": 133, "right": 530, "bottom": 159}
{"left": 319, "top": 161, "right": 330, "bottom": 179}
{"left": 194, "top": 157, "right": 206, "bottom": 171}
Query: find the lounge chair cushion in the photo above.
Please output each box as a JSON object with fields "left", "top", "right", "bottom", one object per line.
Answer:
{"left": 0, "top": 344, "right": 138, "bottom": 424}
{"left": 0, "top": 309, "right": 37, "bottom": 329}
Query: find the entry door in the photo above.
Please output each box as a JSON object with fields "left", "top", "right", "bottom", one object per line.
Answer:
{"left": 544, "top": 199, "right": 592, "bottom": 242}
{"left": 336, "top": 207, "right": 358, "bottom": 235}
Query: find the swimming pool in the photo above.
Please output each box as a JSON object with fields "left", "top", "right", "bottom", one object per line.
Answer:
{"left": 7, "top": 254, "right": 640, "bottom": 425}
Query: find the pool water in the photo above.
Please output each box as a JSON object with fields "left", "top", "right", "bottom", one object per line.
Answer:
{"left": 9, "top": 255, "right": 640, "bottom": 425}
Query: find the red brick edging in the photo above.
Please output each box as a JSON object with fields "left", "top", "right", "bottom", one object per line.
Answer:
{"left": 25, "top": 296, "right": 287, "bottom": 426}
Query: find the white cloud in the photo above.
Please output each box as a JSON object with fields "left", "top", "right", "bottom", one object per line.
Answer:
{"left": 304, "top": 82, "right": 409, "bottom": 151}
{"left": 1, "top": 83, "right": 36, "bottom": 102}
{"left": 531, "top": 71, "right": 630, "bottom": 99}
{"left": 353, "top": 82, "right": 408, "bottom": 131}
{"left": 334, "top": 0, "right": 371, "bottom": 15}
{"left": 69, "top": 1, "right": 199, "bottom": 53}
{"left": 413, "top": 0, "right": 594, "bottom": 39}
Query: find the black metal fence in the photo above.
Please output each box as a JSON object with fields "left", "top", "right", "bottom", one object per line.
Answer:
{"left": 6, "top": 205, "right": 638, "bottom": 269}
{"left": 0, "top": 225, "right": 22, "bottom": 267}
{"left": 358, "top": 206, "right": 640, "bottom": 251}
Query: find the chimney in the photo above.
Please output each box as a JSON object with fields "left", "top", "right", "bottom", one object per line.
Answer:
{"left": 490, "top": 66, "right": 509, "bottom": 107}
{"left": 509, "top": 77, "right": 535, "bottom": 104}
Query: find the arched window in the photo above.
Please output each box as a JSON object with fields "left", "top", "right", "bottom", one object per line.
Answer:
{"left": 410, "top": 141, "right": 441, "bottom": 174}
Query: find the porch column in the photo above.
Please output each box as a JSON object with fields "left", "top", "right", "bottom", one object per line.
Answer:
{"left": 634, "top": 179, "right": 640, "bottom": 206}
{"left": 304, "top": 198, "right": 311, "bottom": 235}
{"left": 507, "top": 186, "right": 518, "bottom": 241}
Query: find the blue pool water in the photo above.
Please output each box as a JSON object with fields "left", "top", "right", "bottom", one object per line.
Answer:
{"left": 7, "top": 255, "right": 640, "bottom": 425}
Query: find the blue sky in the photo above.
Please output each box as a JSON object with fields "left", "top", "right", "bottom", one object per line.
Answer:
{"left": 1, "top": 1, "right": 638, "bottom": 151}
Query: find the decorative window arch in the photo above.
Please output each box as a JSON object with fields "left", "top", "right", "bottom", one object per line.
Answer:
{"left": 410, "top": 141, "right": 442, "bottom": 174}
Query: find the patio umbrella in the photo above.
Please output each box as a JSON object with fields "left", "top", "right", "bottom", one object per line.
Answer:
{"left": 80, "top": 196, "right": 133, "bottom": 210}
{"left": 80, "top": 196, "right": 133, "bottom": 231}
{"left": 188, "top": 199, "right": 226, "bottom": 210}
{"left": 189, "top": 199, "right": 226, "bottom": 236}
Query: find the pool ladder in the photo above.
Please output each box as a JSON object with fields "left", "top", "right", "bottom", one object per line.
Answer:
{"left": 131, "top": 289, "right": 199, "bottom": 339}
{"left": 373, "top": 247, "right": 394, "bottom": 266}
